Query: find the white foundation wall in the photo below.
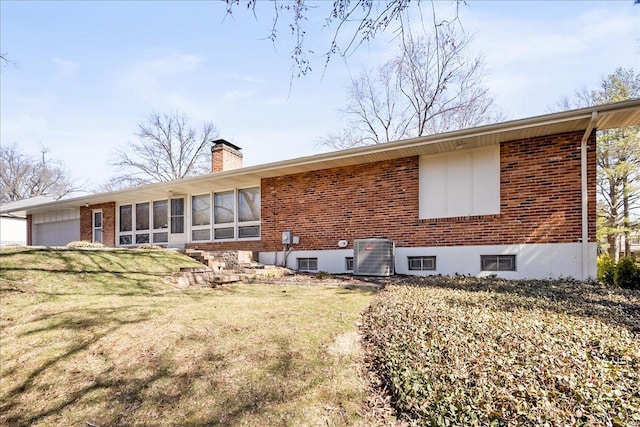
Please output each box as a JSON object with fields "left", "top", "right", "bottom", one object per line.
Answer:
{"left": 259, "top": 243, "right": 597, "bottom": 280}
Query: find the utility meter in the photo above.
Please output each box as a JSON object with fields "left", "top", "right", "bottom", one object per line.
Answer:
{"left": 281, "top": 231, "right": 292, "bottom": 244}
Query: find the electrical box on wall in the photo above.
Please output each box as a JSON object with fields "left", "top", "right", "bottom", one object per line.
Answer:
{"left": 281, "top": 231, "right": 292, "bottom": 244}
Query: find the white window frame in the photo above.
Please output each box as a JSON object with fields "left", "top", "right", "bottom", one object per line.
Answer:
{"left": 297, "top": 257, "right": 318, "bottom": 272}
{"left": 117, "top": 204, "right": 133, "bottom": 246}
{"left": 92, "top": 209, "right": 103, "bottom": 243}
{"left": 236, "top": 186, "right": 261, "bottom": 240}
{"left": 408, "top": 256, "right": 436, "bottom": 271}
{"left": 481, "top": 255, "right": 517, "bottom": 272}
{"left": 191, "top": 193, "right": 212, "bottom": 242}
{"left": 117, "top": 201, "right": 171, "bottom": 246}
{"left": 152, "top": 199, "right": 169, "bottom": 244}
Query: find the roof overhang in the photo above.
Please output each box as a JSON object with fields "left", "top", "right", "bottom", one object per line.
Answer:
{"left": 4, "top": 98, "right": 640, "bottom": 217}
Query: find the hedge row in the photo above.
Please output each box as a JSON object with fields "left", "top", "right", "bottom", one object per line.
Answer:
{"left": 597, "top": 255, "right": 640, "bottom": 289}
{"left": 361, "top": 277, "right": 640, "bottom": 426}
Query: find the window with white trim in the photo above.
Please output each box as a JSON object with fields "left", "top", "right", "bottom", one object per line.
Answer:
{"left": 119, "top": 205, "right": 132, "bottom": 245}
{"left": 119, "top": 201, "right": 171, "bottom": 246}
{"left": 297, "top": 258, "right": 318, "bottom": 271}
{"left": 408, "top": 256, "right": 436, "bottom": 271}
{"left": 152, "top": 200, "right": 169, "bottom": 243}
{"left": 135, "top": 202, "right": 150, "bottom": 244}
{"left": 192, "top": 194, "right": 211, "bottom": 241}
{"left": 213, "top": 190, "right": 234, "bottom": 240}
{"left": 92, "top": 210, "right": 103, "bottom": 243}
{"left": 481, "top": 255, "right": 516, "bottom": 272}
{"left": 237, "top": 187, "right": 260, "bottom": 239}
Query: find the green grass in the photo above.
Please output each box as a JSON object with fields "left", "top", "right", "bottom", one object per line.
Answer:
{"left": 0, "top": 248, "right": 375, "bottom": 426}
{"left": 362, "top": 277, "right": 640, "bottom": 426}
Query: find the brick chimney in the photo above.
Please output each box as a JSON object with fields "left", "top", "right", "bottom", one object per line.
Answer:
{"left": 211, "top": 139, "right": 243, "bottom": 173}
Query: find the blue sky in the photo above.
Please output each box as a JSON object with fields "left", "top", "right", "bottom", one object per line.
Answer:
{"left": 1, "top": 1, "right": 638, "bottom": 192}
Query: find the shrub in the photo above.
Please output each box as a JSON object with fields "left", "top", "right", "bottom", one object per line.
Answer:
{"left": 361, "top": 277, "right": 640, "bottom": 426}
{"left": 66, "top": 240, "right": 105, "bottom": 249}
{"left": 614, "top": 257, "right": 639, "bottom": 289}
{"left": 134, "top": 243, "right": 163, "bottom": 250}
{"left": 597, "top": 254, "right": 616, "bottom": 286}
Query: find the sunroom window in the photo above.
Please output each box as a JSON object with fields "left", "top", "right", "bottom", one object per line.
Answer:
{"left": 192, "top": 194, "right": 211, "bottom": 241}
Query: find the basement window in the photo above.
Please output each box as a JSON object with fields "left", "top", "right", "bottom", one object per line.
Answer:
{"left": 408, "top": 256, "right": 436, "bottom": 271}
{"left": 345, "top": 257, "right": 354, "bottom": 271}
{"left": 297, "top": 258, "right": 318, "bottom": 272}
{"left": 481, "top": 255, "right": 516, "bottom": 272}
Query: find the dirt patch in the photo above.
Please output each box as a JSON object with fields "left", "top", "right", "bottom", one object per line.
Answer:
{"left": 328, "top": 331, "right": 361, "bottom": 356}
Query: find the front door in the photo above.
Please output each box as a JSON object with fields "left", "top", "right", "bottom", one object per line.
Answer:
{"left": 168, "top": 198, "right": 186, "bottom": 247}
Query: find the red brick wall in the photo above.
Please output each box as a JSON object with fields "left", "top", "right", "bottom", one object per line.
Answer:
{"left": 80, "top": 202, "right": 116, "bottom": 246}
{"left": 258, "top": 130, "right": 596, "bottom": 250}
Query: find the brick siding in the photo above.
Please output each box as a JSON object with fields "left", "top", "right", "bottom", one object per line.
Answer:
{"left": 259, "top": 130, "right": 596, "bottom": 250}
{"left": 80, "top": 202, "right": 116, "bottom": 246}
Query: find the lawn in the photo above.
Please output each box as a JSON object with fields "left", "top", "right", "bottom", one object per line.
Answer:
{"left": 0, "top": 248, "right": 376, "bottom": 426}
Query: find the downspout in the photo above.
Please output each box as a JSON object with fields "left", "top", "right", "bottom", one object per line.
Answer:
{"left": 580, "top": 111, "right": 597, "bottom": 280}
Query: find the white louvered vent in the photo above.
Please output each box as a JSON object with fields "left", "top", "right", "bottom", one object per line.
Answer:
{"left": 353, "top": 238, "right": 394, "bottom": 276}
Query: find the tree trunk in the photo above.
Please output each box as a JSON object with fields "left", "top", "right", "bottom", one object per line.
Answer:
{"left": 623, "top": 178, "right": 631, "bottom": 257}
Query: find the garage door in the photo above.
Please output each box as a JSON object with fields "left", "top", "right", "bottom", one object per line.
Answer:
{"left": 33, "top": 219, "right": 80, "bottom": 247}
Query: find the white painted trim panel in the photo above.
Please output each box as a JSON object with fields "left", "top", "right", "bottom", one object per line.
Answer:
{"left": 259, "top": 243, "right": 596, "bottom": 280}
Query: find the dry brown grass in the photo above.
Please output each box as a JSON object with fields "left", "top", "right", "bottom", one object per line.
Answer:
{"left": 0, "top": 248, "right": 376, "bottom": 426}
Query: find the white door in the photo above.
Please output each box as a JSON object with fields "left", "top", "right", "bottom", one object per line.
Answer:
{"left": 168, "top": 198, "right": 186, "bottom": 247}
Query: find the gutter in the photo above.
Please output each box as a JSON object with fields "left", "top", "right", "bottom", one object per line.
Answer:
{"left": 580, "top": 111, "right": 597, "bottom": 280}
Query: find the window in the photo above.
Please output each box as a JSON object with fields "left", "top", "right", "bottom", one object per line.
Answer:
{"left": 238, "top": 187, "right": 260, "bottom": 222}
{"left": 297, "top": 258, "right": 318, "bottom": 271}
{"left": 214, "top": 191, "right": 234, "bottom": 224}
{"left": 345, "top": 257, "right": 354, "bottom": 271}
{"left": 153, "top": 200, "right": 168, "bottom": 230}
{"left": 192, "top": 195, "right": 211, "bottom": 226}
{"left": 170, "top": 198, "right": 184, "bottom": 234}
{"left": 408, "top": 256, "right": 436, "bottom": 271}
{"left": 238, "top": 225, "right": 260, "bottom": 238}
{"left": 119, "top": 205, "right": 133, "bottom": 245}
{"left": 192, "top": 194, "right": 211, "bottom": 241}
{"left": 419, "top": 145, "right": 500, "bottom": 219}
{"left": 135, "top": 202, "right": 150, "bottom": 244}
{"left": 120, "top": 205, "right": 132, "bottom": 232}
{"left": 481, "top": 255, "right": 516, "bottom": 272}
{"left": 93, "top": 210, "right": 103, "bottom": 243}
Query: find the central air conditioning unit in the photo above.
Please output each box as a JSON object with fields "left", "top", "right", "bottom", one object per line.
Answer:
{"left": 353, "top": 238, "right": 395, "bottom": 276}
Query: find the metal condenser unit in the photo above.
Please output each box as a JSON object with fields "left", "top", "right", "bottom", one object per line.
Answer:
{"left": 353, "top": 238, "right": 394, "bottom": 276}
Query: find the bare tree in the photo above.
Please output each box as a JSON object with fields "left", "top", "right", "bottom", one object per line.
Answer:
{"left": 0, "top": 144, "right": 79, "bottom": 203}
{"left": 111, "top": 111, "right": 219, "bottom": 186}
{"left": 319, "top": 26, "right": 502, "bottom": 149}
{"left": 224, "top": 0, "right": 464, "bottom": 76}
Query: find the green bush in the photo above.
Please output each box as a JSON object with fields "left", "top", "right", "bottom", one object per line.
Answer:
{"left": 361, "top": 277, "right": 640, "bottom": 426}
{"left": 614, "top": 257, "right": 639, "bottom": 289}
{"left": 597, "top": 254, "right": 616, "bottom": 286}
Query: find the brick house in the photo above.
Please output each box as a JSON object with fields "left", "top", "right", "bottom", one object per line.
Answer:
{"left": 3, "top": 100, "right": 640, "bottom": 280}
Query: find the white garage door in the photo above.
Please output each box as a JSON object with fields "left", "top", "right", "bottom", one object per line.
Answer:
{"left": 33, "top": 219, "right": 80, "bottom": 247}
